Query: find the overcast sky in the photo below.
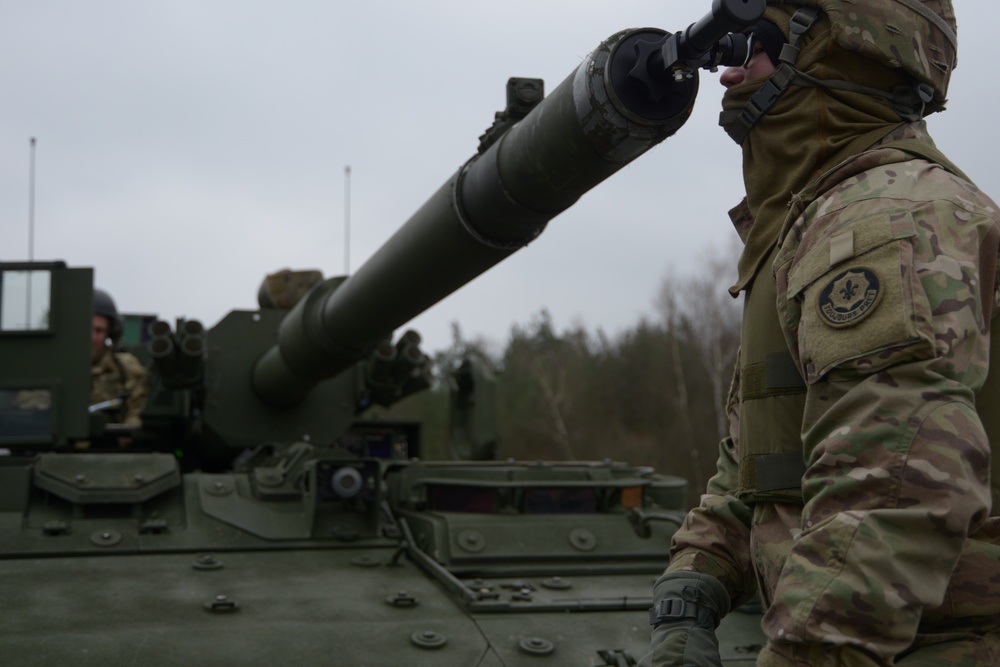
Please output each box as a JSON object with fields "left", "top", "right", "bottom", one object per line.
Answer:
{"left": 3, "top": 1, "right": 998, "bottom": 355}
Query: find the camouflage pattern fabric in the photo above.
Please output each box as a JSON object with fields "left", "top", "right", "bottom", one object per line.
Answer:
{"left": 90, "top": 347, "right": 149, "bottom": 426}
{"left": 12, "top": 389, "right": 51, "bottom": 410}
{"left": 768, "top": 0, "right": 957, "bottom": 110}
{"left": 664, "top": 122, "right": 1000, "bottom": 666}
{"left": 259, "top": 268, "right": 324, "bottom": 309}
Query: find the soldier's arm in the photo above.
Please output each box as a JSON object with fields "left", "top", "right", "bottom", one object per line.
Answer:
{"left": 761, "top": 364, "right": 990, "bottom": 665}
{"left": 667, "top": 360, "right": 757, "bottom": 606}
{"left": 120, "top": 354, "right": 149, "bottom": 427}
{"left": 762, "top": 178, "right": 998, "bottom": 664}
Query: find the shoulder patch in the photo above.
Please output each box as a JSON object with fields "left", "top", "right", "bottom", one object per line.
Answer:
{"left": 816, "top": 267, "right": 882, "bottom": 328}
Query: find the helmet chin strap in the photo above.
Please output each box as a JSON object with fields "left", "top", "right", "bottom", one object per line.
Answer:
{"left": 719, "top": 7, "right": 820, "bottom": 144}
{"left": 719, "top": 6, "right": 934, "bottom": 145}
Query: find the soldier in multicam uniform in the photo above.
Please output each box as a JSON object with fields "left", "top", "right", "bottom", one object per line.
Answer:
{"left": 91, "top": 288, "right": 148, "bottom": 428}
{"left": 643, "top": 1, "right": 1000, "bottom": 665}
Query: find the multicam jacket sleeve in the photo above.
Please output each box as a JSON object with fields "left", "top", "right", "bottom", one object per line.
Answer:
{"left": 91, "top": 350, "right": 149, "bottom": 427}
{"left": 665, "top": 358, "right": 759, "bottom": 609}
{"left": 118, "top": 352, "right": 149, "bottom": 427}
{"left": 759, "top": 148, "right": 1000, "bottom": 664}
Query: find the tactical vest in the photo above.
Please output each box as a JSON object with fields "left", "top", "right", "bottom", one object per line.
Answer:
{"left": 736, "top": 244, "right": 808, "bottom": 506}
{"left": 739, "top": 144, "right": 1000, "bottom": 513}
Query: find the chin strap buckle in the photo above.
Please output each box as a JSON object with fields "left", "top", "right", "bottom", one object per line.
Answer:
{"left": 723, "top": 7, "right": 821, "bottom": 144}
{"left": 892, "top": 82, "right": 935, "bottom": 121}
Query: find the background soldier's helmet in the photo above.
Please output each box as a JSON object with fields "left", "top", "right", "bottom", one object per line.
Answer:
{"left": 93, "top": 287, "right": 123, "bottom": 343}
{"left": 769, "top": 0, "right": 957, "bottom": 112}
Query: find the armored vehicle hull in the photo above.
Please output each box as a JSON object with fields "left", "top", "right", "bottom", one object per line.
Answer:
{"left": 1, "top": 457, "right": 764, "bottom": 666}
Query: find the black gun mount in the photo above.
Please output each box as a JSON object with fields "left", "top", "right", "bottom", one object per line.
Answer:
{"left": 619, "top": 0, "right": 766, "bottom": 110}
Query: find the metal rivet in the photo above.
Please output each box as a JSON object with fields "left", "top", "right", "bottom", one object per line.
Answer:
{"left": 90, "top": 529, "right": 122, "bottom": 547}
{"left": 569, "top": 528, "right": 597, "bottom": 552}
{"left": 472, "top": 578, "right": 494, "bottom": 593}
{"left": 386, "top": 591, "right": 418, "bottom": 608}
{"left": 204, "top": 594, "right": 239, "bottom": 613}
{"left": 542, "top": 576, "right": 571, "bottom": 590}
{"left": 457, "top": 529, "right": 486, "bottom": 552}
{"left": 193, "top": 553, "right": 223, "bottom": 570}
{"left": 411, "top": 630, "right": 447, "bottom": 649}
{"left": 518, "top": 637, "right": 555, "bottom": 655}
{"left": 205, "top": 479, "right": 233, "bottom": 496}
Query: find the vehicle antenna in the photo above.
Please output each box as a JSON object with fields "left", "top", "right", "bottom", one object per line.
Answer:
{"left": 344, "top": 165, "right": 351, "bottom": 275}
{"left": 28, "top": 137, "right": 36, "bottom": 261}
{"left": 26, "top": 137, "right": 37, "bottom": 327}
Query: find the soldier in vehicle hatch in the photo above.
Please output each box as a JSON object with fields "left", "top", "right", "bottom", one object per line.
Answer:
{"left": 90, "top": 288, "right": 148, "bottom": 430}
{"left": 643, "top": 1, "right": 1000, "bottom": 665}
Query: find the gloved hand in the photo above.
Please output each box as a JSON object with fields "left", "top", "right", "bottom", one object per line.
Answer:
{"left": 638, "top": 571, "right": 731, "bottom": 667}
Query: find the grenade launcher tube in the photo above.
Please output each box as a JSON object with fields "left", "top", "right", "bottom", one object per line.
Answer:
{"left": 252, "top": 28, "right": 696, "bottom": 407}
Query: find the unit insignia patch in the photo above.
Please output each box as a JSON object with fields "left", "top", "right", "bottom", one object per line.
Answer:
{"left": 817, "top": 267, "right": 882, "bottom": 328}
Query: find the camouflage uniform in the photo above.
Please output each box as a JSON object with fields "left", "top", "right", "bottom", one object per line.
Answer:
{"left": 654, "top": 2, "right": 1000, "bottom": 665}
{"left": 90, "top": 346, "right": 148, "bottom": 426}
{"left": 667, "top": 121, "right": 1000, "bottom": 665}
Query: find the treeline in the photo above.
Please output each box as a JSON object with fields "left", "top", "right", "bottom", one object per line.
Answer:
{"left": 375, "top": 242, "right": 742, "bottom": 507}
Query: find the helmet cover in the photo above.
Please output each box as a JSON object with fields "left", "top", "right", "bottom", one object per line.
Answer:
{"left": 767, "top": 0, "right": 956, "bottom": 109}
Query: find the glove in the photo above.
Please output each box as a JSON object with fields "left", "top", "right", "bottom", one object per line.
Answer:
{"left": 638, "top": 571, "right": 731, "bottom": 667}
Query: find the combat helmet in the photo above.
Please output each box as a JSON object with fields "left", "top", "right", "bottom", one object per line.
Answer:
{"left": 798, "top": 1, "right": 954, "bottom": 96}
{"left": 93, "top": 287, "right": 123, "bottom": 343}
{"left": 723, "top": 0, "right": 957, "bottom": 143}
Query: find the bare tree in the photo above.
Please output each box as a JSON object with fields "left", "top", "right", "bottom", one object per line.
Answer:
{"left": 655, "top": 239, "right": 742, "bottom": 492}
{"left": 499, "top": 309, "right": 583, "bottom": 460}
{"left": 528, "top": 353, "right": 576, "bottom": 460}
{"left": 656, "top": 285, "right": 697, "bottom": 485}
{"left": 676, "top": 238, "right": 742, "bottom": 438}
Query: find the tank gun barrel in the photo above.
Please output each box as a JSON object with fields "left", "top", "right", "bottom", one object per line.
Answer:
{"left": 252, "top": 23, "right": 732, "bottom": 407}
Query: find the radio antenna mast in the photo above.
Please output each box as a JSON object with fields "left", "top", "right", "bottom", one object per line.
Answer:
{"left": 28, "top": 137, "right": 36, "bottom": 261}
{"left": 26, "top": 137, "right": 37, "bottom": 328}
{"left": 344, "top": 165, "right": 351, "bottom": 274}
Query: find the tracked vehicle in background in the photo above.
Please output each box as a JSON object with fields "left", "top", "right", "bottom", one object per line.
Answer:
{"left": 0, "top": 2, "right": 767, "bottom": 664}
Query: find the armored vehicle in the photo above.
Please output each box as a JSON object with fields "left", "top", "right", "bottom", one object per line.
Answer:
{"left": 0, "top": 2, "right": 767, "bottom": 664}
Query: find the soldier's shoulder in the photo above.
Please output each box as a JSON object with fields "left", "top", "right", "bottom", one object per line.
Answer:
{"left": 115, "top": 352, "right": 148, "bottom": 377}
